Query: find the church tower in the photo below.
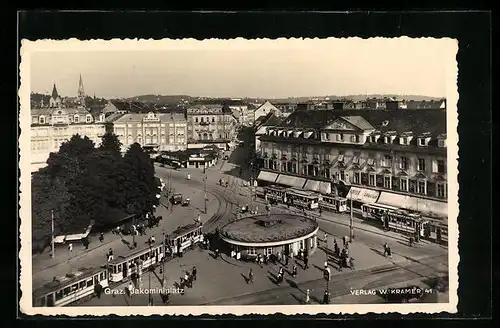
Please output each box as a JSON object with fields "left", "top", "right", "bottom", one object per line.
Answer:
{"left": 77, "top": 73, "right": 86, "bottom": 107}
{"left": 49, "top": 83, "right": 62, "bottom": 108}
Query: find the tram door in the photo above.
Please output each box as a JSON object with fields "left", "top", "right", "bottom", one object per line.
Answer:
{"left": 46, "top": 294, "right": 54, "bottom": 307}
{"left": 437, "top": 228, "right": 442, "bottom": 242}
{"left": 123, "top": 262, "right": 128, "bottom": 278}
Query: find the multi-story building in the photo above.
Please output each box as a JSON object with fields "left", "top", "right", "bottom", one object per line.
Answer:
{"left": 108, "top": 112, "right": 187, "bottom": 153}
{"left": 30, "top": 107, "right": 106, "bottom": 172}
{"left": 257, "top": 107, "right": 448, "bottom": 219}
{"left": 253, "top": 101, "right": 283, "bottom": 122}
{"left": 186, "top": 104, "right": 237, "bottom": 149}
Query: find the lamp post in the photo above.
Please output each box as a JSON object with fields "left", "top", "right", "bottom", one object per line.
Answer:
{"left": 349, "top": 191, "right": 354, "bottom": 242}
{"left": 51, "top": 209, "right": 55, "bottom": 259}
{"left": 148, "top": 245, "right": 153, "bottom": 306}
{"left": 204, "top": 176, "right": 208, "bottom": 214}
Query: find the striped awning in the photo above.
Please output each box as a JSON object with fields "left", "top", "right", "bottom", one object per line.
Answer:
{"left": 377, "top": 192, "right": 447, "bottom": 219}
{"left": 276, "top": 174, "right": 307, "bottom": 188}
{"left": 257, "top": 171, "right": 279, "bottom": 183}
{"left": 304, "top": 179, "right": 332, "bottom": 194}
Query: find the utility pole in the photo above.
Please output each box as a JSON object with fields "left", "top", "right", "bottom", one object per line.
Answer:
{"left": 204, "top": 175, "right": 207, "bottom": 214}
{"left": 148, "top": 245, "right": 153, "bottom": 306}
{"left": 51, "top": 209, "right": 55, "bottom": 259}
{"left": 349, "top": 191, "right": 354, "bottom": 242}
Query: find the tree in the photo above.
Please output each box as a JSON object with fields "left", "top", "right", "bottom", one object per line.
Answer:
{"left": 31, "top": 171, "right": 71, "bottom": 253}
{"left": 99, "top": 132, "right": 122, "bottom": 159}
{"left": 45, "top": 134, "right": 96, "bottom": 180}
{"left": 123, "top": 143, "right": 159, "bottom": 216}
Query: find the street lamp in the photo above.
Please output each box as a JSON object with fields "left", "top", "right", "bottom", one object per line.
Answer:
{"left": 148, "top": 245, "right": 153, "bottom": 306}
{"left": 349, "top": 191, "right": 354, "bottom": 242}
{"left": 204, "top": 176, "right": 208, "bottom": 214}
{"left": 51, "top": 209, "right": 55, "bottom": 259}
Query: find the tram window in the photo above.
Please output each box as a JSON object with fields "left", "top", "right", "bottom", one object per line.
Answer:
{"left": 100, "top": 272, "right": 105, "bottom": 280}
{"left": 63, "top": 287, "right": 71, "bottom": 296}
{"left": 117, "top": 265, "right": 122, "bottom": 273}
{"left": 55, "top": 290, "right": 63, "bottom": 301}
{"left": 38, "top": 296, "right": 46, "bottom": 306}
{"left": 72, "top": 284, "right": 78, "bottom": 292}
{"left": 79, "top": 281, "right": 86, "bottom": 289}
{"left": 87, "top": 278, "right": 93, "bottom": 287}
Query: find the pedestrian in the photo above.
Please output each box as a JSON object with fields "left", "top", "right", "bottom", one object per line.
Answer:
{"left": 324, "top": 260, "right": 328, "bottom": 270}
{"left": 292, "top": 264, "right": 297, "bottom": 277}
{"left": 215, "top": 249, "right": 219, "bottom": 259}
{"left": 68, "top": 243, "right": 73, "bottom": 253}
{"left": 99, "top": 232, "right": 104, "bottom": 242}
{"left": 192, "top": 266, "right": 197, "bottom": 281}
{"left": 127, "top": 282, "right": 134, "bottom": 298}
{"left": 387, "top": 245, "right": 392, "bottom": 258}
{"left": 277, "top": 251, "right": 282, "bottom": 263}
{"left": 258, "top": 254, "right": 263, "bottom": 268}
{"left": 349, "top": 257, "right": 355, "bottom": 270}
{"left": 305, "top": 289, "right": 310, "bottom": 304}
{"left": 285, "top": 255, "right": 289, "bottom": 266}
{"left": 383, "top": 242, "right": 389, "bottom": 256}
{"left": 323, "top": 290, "right": 330, "bottom": 304}
{"left": 184, "top": 272, "right": 190, "bottom": 288}
{"left": 342, "top": 236, "right": 346, "bottom": 247}
{"left": 304, "top": 257, "right": 309, "bottom": 270}
{"left": 324, "top": 232, "right": 328, "bottom": 242}
{"left": 248, "top": 268, "right": 254, "bottom": 283}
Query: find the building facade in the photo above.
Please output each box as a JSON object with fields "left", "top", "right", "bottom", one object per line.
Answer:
{"left": 257, "top": 108, "right": 448, "bottom": 209}
{"left": 253, "top": 101, "right": 283, "bottom": 122}
{"left": 30, "top": 107, "right": 106, "bottom": 172}
{"left": 186, "top": 104, "right": 237, "bottom": 143}
{"left": 109, "top": 112, "right": 187, "bottom": 153}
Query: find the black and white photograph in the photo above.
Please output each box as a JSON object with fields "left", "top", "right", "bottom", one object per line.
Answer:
{"left": 19, "top": 37, "right": 459, "bottom": 316}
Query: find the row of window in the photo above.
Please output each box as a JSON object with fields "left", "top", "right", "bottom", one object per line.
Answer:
{"left": 35, "top": 114, "right": 95, "bottom": 125}
{"left": 196, "top": 133, "right": 230, "bottom": 140}
{"left": 263, "top": 161, "right": 447, "bottom": 198}
{"left": 122, "top": 136, "right": 186, "bottom": 145}
{"left": 263, "top": 155, "right": 445, "bottom": 174}
{"left": 52, "top": 272, "right": 107, "bottom": 301}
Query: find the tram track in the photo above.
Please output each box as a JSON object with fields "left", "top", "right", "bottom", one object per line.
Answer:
{"left": 205, "top": 254, "right": 448, "bottom": 305}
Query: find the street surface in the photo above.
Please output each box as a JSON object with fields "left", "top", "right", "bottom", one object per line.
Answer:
{"left": 33, "top": 142, "right": 449, "bottom": 306}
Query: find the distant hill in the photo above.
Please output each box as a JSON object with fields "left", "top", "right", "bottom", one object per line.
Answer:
{"left": 122, "top": 94, "right": 193, "bottom": 104}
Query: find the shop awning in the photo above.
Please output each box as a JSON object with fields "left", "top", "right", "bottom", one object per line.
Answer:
{"left": 304, "top": 179, "right": 332, "bottom": 194}
{"left": 377, "top": 192, "right": 448, "bottom": 219}
{"left": 257, "top": 171, "right": 279, "bottom": 183}
{"left": 276, "top": 174, "right": 307, "bottom": 188}
{"left": 346, "top": 186, "right": 380, "bottom": 203}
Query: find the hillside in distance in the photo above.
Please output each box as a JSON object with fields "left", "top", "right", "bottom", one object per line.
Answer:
{"left": 122, "top": 94, "right": 193, "bottom": 104}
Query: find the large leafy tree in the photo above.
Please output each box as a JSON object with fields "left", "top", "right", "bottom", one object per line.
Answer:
{"left": 99, "top": 132, "right": 122, "bottom": 159}
{"left": 31, "top": 171, "right": 71, "bottom": 252}
{"left": 123, "top": 143, "right": 159, "bottom": 216}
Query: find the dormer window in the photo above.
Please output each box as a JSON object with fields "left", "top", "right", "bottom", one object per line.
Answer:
{"left": 418, "top": 138, "right": 426, "bottom": 146}
{"left": 39, "top": 115, "right": 45, "bottom": 124}
{"left": 438, "top": 134, "right": 447, "bottom": 148}
{"left": 86, "top": 114, "right": 92, "bottom": 123}
{"left": 400, "top": 137, "right": 407, "bottom": 145}
{"left": 337, "top": 154, "right": 344, "bottom": 162}
{"left": 337, "top": 133, "right": 344, "bottom": 141}
{"left": 370, "top": 135, "right": 380, "bottom": 143}
{"left": 74, "top": 115, "right": 79, "bottom": 123}
{"left": 384, "top": 136, "right": 389, "bottom": 144}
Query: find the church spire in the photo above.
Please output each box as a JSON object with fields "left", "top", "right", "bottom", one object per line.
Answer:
{"left": 78, "top": 74, "right": 86, "bottom": 107}
{"left": 51, "top": 83, "right": 59, "bottom": 99}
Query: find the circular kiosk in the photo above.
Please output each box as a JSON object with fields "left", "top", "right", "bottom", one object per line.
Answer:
{"left": 219, "top": 213, "right": 319, "bottom": 261}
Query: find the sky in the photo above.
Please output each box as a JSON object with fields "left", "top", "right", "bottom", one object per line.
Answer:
{"left": 28, "top": 38, "right": 457, "bottom": 99}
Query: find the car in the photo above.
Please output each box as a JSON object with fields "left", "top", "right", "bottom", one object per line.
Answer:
{"left": 170, "top": 193, "right": 183, "bottom": 205}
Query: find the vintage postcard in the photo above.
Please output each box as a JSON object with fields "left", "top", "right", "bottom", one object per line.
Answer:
{"left": 19, "top": 37, "right": 459, "bottom": 316}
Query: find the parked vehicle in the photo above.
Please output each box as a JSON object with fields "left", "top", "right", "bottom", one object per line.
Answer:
{"left": 170, "top": 193, "right": 183, "bottom": 205}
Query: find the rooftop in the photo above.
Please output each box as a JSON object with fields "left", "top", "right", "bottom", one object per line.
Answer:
{"left": 276, "top": 108, "right": 446, "bottom": 135}
{"left": 220, "top": 213, "right": 318, "bottom": 244}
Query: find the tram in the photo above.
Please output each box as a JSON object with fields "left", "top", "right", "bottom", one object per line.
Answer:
{"left": 263, "top": 185, "right": 288, "bottom": 204}
{"left": 33, "top": 267, "right": 108, "bottom": 307}
{"left": 319, "top": 194, "right": 348, "bottom": 213}
{"left": 424, "top": 219, "right": 448, "bottom": 244}
{"left": 107, "top": 242, "right": 165, "bottom": 283}
{"left": 284, "top": 188, "right": 322, "bottom": 210}
{"left": 361, "top": 203, "right": 400, "bottom": 222}
{"left": 165, "top": 222, "right": 204, "bottom": 257}
{"left": 383, "top": 211, "right": 428, "bottom": 239}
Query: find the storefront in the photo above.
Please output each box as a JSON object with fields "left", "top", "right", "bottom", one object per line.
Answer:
{"left": 345, "top": 186, "right": 381, "bottom": 209}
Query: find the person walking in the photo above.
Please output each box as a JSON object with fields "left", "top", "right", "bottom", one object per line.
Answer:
{"left": 99, "top": 232, "right": 104, "bottom": 242}
{"left": 68, "top": 243, "right": 73, "bottom": 253}
{"left": 349, "top": 257, "right": 355, "bottom": 270}
{"left": 324, "top": 260, "right": 328, "bottom": 270}
{"left": 292, "top": 264, "right": 297, "bottom": 278}
{"left": 184, "top": 272, "right": 190, "bottom": 288}
{"left": 192, "top": 266, "right": 197, "bottom": 282}
{"left": 304, "top": 256, "right": 309, "bottom": 270}
{"left": 323, "top": 290, "right": 330, "bottom": 304}
{"left": 248, "top": 269, "right": 254, "bottom": 284}
{"left": 383, "top": 242, "right": 389, "bottom": 256}
{"left": 127, "top": 282, "right": 134, "bottom": 298}
{"left": 305, "top": 289, "right": 310, "bottom": 304}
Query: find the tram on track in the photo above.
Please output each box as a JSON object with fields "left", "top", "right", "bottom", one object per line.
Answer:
{"left": 34, "top": 222, "right": 205, "bottom": 307}
{"left": 319, "top": 194, "right": 348, "bottom": 213}
{"left": 33, "top": 267, "right": 108, "bottom": 307}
